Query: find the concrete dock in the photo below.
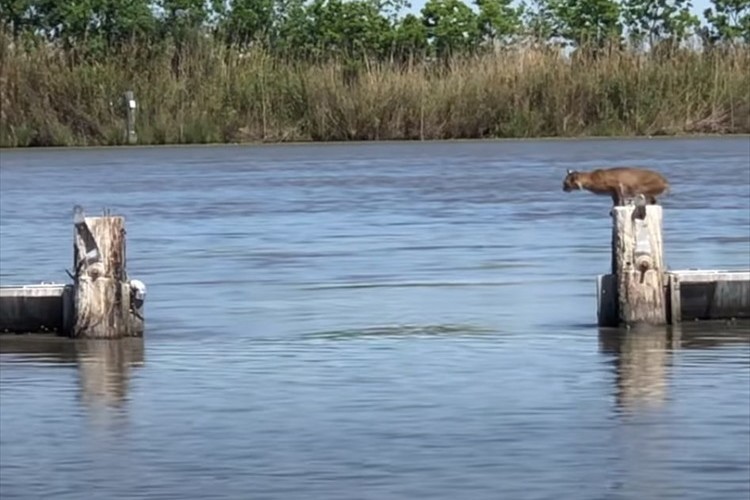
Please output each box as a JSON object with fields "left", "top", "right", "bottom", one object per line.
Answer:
{"left": 669, "top": 270, "right": 750, "bottom": 322}
{"left": 0, "top": 284, "right": 74, "bottom": 334}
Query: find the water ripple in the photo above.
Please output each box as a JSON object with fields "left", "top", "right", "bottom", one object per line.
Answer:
{"left": 1, "top": 138, "right": 749, "bottom": 500}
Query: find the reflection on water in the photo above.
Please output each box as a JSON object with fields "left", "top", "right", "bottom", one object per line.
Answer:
{"left": 600, "top": 327, "right": 673, "bottom": 411}
{"left": 600, "top": 323, "right": 750, "bottom": 412}
{"left": 74, "top": 339, "right": 144, "bottom": 410}
{"left": 0, "top": 336, "right": 144, "bottom": 411}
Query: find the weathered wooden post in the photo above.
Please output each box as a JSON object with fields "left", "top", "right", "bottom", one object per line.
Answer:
{"left": 123, "top": 90, "right": 137, "bottom": 145}
{"left": 611, "top": 198, "right": 667, "bottom": 326}
{"left": 72, "top": 206, "right": 141, "bottom": 338}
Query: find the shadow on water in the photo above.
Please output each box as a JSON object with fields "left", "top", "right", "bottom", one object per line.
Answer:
{"left": 599, "top": 321, "right": 750, "bottom": 412}
{"left": 0, "top": 335, "right": 144, "bottom": 411}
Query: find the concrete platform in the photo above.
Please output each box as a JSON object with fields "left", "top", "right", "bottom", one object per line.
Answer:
{"left": 669, "top": 270, "right": 750, "bottom": 322}
{"left": 0, "top": 284, "right": 74, "bottom": 334}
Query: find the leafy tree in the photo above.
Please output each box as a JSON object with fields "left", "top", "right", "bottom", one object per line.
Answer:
{"left": 703, "top": 0, "right": 750, "bottom": 44}
{"left": 422, "top": 0, "right": 481, "bottom": 58}
{"left": 519, "top": 0, "right": 557, "bottom": 44}
{"left": 98, "top": 0, "right": 157, "bottom": 47}
{"left": 475, "top": 0, "right": 523, "bottom": 46}
{"left": 378, "top": 0, "right": 411, "bottom": 22}
{"left": 158, "top": 0, "right": 211, "bottom": 41}
{"left": 392, "top": 13, "right": 429, "bottom": 59}
{"left": 156, "top": 0, "right": 212, "bottom": 75}
{"left": 2, "top": 0, "right": 155, "bottom": 52}
{"left": 622, "top": 0, "right": 700, "bottom": 49}
{"left": 272, "top": 0, "right": 315, "bottom": 58}
{"left": 548, "top": 0, "right": 622, "bottom": 48}
{"left": 216, "top": 0, "right": 276, "bottom": 47}
{"left": 1, "top": 0, "right": 34, "bottom": 37}
{"left": 304, "top": 0, "right": 393, "bottom": 60}
{"left": 4, "top": 0, "right": 748, "bottom": 66}
{"left": 29, "top": 0, "right": 100, "bottom": 45}
{"left": 337, "top": 0, "right": 394, "bottom": 59}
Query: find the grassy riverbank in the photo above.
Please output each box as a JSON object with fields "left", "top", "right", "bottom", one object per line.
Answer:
{"left": 2, "top": 39, "right": 749, "bottom": 147}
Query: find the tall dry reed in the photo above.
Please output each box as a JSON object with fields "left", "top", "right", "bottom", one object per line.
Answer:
{"left": 1, "top": 35, "right": 748, "bottom": 147}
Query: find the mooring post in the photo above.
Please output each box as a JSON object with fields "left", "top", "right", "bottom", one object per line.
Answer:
{"left": 72, "top": 206, "right": 139, "bottom": 338}
{"left": 611, "top": 201, "right": 667, "bottom": 326}
{"left": 123, "top": 90, "right": 137, "bottom": 145}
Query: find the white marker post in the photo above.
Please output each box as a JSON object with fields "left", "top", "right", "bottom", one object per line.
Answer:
{"left": 124, "top": 90, "right": 137, "bottom": 145}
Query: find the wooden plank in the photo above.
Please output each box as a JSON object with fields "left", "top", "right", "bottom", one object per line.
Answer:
{"left": 612, "top": 203, "right": 667, "bottom": 326}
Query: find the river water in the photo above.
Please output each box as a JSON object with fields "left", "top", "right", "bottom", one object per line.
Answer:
{"left": 1, "top": 137, "right": 749, "bottom": 499}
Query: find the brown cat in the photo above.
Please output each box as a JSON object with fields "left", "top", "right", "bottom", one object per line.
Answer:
{"left": 562, "top": 167, "right": 670, "bottom": 206}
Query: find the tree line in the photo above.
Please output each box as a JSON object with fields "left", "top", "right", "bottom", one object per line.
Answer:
{"left": 2, "top": 0, "right": 749, "bottom": 61}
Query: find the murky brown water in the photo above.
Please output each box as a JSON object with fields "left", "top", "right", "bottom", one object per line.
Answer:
{"left": 1, "top": 137, "right": 749, "bottom": 499}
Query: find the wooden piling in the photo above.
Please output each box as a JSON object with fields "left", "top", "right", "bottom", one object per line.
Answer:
{"left": 73, "top": 207, "right": 136, "bottom": 338}
{"left": 597, "top": 198, "right": 748, "bottom": 326}
{"left": 611, "top": 202, "right": 667, "bottom": 326}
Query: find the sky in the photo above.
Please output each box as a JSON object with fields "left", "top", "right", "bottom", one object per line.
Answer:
{"left": 405, "top": 0, "right": 717, "bottom": 21}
